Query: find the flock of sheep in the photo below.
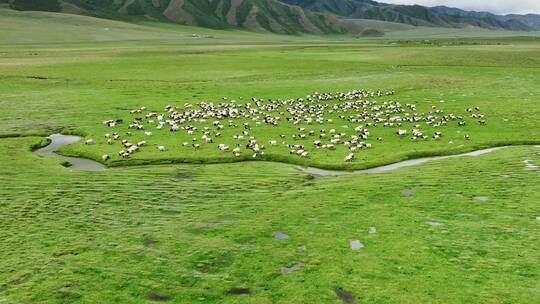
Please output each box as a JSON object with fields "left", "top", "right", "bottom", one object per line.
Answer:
{"left": 91, "top": 89, "right": 486, "bottom": 162}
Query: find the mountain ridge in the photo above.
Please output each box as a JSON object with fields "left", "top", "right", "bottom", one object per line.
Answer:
{"left": 281, "top": 0, "right": 538, "bottom": 31}
{"left": 6, "top": 0, "right": 540, "bottom": 34}
{"left": 432, "top": 5, "right": 540, "bottom": 30}
{"left": 6, "top": 0, "right": 366, "bottom": 34}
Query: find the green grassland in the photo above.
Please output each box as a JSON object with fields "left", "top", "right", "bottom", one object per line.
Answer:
{"left": 2, "top": 137, "right": 539, "bottom": 303}
{"left": 1, "top": 8, "right": 540, "bottom": 304}
{"left": 1, "top": 10, "right": 540, "bottom": 169}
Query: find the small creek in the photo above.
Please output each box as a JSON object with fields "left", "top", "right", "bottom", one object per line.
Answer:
{"left": 35, "top": 134, "right": 106, "bottom": 171}
{"left": 298, "top": 147, "right": 503, "bottom": 176}
{"left": 35, "top": 134, "right": 537, "bottom": 175}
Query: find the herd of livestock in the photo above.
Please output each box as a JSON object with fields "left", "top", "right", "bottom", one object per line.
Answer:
{"left": 92, "top": 89, "right": 486, "bottom": 162}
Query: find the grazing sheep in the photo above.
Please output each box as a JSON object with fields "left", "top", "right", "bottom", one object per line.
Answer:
{"left": 102, "top": 89, "right": 480, "bottom": 165}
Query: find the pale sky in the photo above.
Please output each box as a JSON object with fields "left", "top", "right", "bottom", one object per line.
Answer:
{"left": 381, "top": 0, "right": 540, "bottom": 15}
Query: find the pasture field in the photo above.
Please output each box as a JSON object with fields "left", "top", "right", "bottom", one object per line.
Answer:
{"left": 2, "top": 137, "right": 539, "bottom": 303}
{"left": 1, "top": 8, "right": 540, "bottom": 304}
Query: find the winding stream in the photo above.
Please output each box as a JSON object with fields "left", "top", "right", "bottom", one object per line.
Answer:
{"left": 35, "top": 134, "right": 106, "bottom": 171}
{"left": 298, "top": 147, "right": 503, "bottom": 176}
{"left": 35, "top": 134, "right": 536, "bottom": 175}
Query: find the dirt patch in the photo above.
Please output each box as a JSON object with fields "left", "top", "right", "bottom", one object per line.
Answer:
{"left": 228, "top": 288, "right": 251, "bottom": 295}
{"left": 474, "top": 196, "right": 489, "bottom": 202}
{"left": 191, "top": 250, "right": 234, "bottom": 274}
{"left": 148, "top": 292, "right": 171, "bottom": 301}
{"left": 53, "top": 250, "right": 79, "bottom": 257}
{"left": 334, "top": 288, "right": 355, "bottom": 303}
{"left": 143, "top": 238, "right": 157, "bottom": 247}
{"left": 27, "top": 76, "right": 48, "bottom": 80}
{"left": 362, "top": 29, "right": 384, "bottom": 37}
{"left": 172, "top": 173, "right": 195, "bottom": 180}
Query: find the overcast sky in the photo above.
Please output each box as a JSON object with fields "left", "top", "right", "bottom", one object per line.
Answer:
{"left": 381, "top": 0, "right": 540, "bottom": 15}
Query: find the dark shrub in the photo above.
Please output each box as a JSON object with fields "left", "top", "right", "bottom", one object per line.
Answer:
{"left": 11, "top": 0, "right": 61, "bottom": 12}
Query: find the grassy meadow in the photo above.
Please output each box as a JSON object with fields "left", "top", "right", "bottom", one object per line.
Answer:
{"left": 1, "top": 8, "right": 540, "bottom": 304}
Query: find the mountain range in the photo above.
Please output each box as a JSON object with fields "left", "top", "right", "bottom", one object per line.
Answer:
{"left": 5, "top": 0, "right": 540, "bottom": 34}
{"left": 283, "top": 0, "right": 539, "bottom": 31}
{"left": 431, "top": 5, "right": 540, "bottom": 30}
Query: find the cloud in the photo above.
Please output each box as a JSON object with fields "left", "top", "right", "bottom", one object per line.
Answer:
{"left": 380, "top": 0, "right": 540, "bottom": 15}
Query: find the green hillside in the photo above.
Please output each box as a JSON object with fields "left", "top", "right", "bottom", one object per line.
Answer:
{"left": 6, "top": 0, "right": 362, "bottom": 34}
{"left": 0, "top": 7, "right": 288, "bottom": 45}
